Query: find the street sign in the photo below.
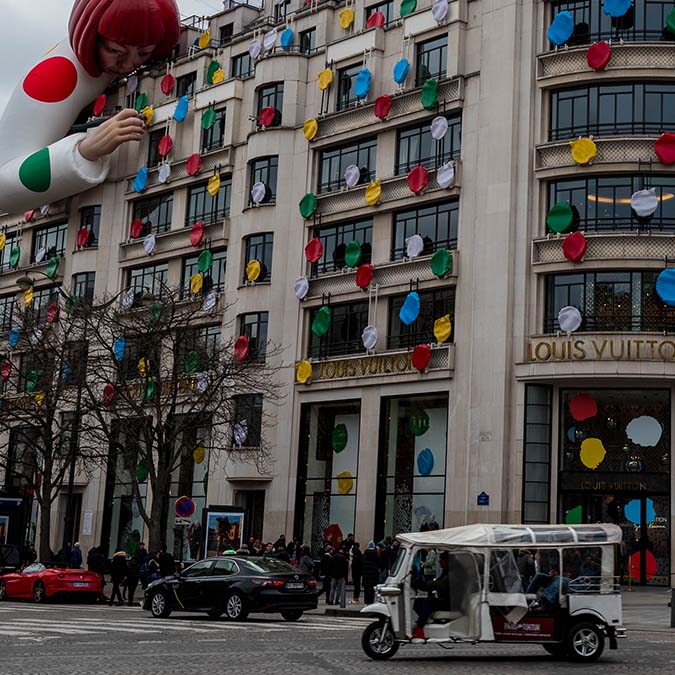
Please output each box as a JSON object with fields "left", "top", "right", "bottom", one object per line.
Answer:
{"left": 175, "top": 496, "right": 196, "bottom": 518}
{"left": 477, "top": 491, "right": 490, "bottom": 506}
{"left": 175, "top": 517, "right": 191, "bottom": 526}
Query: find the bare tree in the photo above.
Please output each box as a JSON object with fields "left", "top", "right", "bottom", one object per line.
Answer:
{"left": 79, "top": 285, "right": 282, "bottom": 553}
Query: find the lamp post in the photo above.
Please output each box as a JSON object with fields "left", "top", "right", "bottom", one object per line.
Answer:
{"left": 15, "top": 271, "right": 124, "bottom": 559}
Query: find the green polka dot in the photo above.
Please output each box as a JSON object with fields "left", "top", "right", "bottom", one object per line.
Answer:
{"left": 19, "top": 148, "right": 51, "bottom": 193}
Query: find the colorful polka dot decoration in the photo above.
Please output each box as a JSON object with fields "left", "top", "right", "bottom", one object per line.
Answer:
{"left": 569, "top": 393, "right": 597, "bottom": 421}
{"left": 93, "top": 94, "right": 107, "bottom": 116}
{"left": 190, "top": 221, "right": 205, "bottom": 246}
{"left": 339, "top": 8, "right": 355, "bottom": 29}
{"left": 174, "top": 96, "right": 189, "bottom": 122}
{"left": 234, "top": 335, "right": 250, "bottom": 361}
{"left": 655, "top": 268, "right": 675, "bottom": 306}
{"left": 580, "top": 437, "right": 606, "bottom": 470}
{"left": 655, "top": 133, "right": 675, "bottom": 164}
{"left": 400, "top": 0, "right": 417, "bottom": 16}
{"left": 303, "top": 118, "right": 318, "bottom": 141}
{"left": 186, "top": 153, "right": 201, "bottom": 176}
{"left": 421, "top": 79, "right": 439, "bottom": 110}
{"left": 133, "top": 167, "right": 148, "bottom": 193}
{"left": 374, "top": 94, "right": 392, "bottom": 119}
{"left": 158, "top": 135, "right": 173, "bottom": 157}
{"left": 562, "top": 231, "right": 587, "bottom": 262}
{"left": 548, "top": 11, "right": 574, "bottom": 46}
{"left": 587, "top": 41, "right": 611, "bottom": 70}
{"left": 412, "top": 344, "right": 431, "bottom": 372}
{"left": 161, "top": 74, "right": 175, "bottom": 95}
{"left": 296, "top": 360, "right": 312, "bottom": 384}
{"left": 23, "top": 56, "right": 78, "bottom": 103}
{"left": 393, "top": 58, "right": 410, "bottom": 85}
{"left": 355, "top": 263, "right": 373, "bottom": 289}
{"left": 407, "top": 166, "right": 429, "bottom": 194}
{"left": 570, "top": 137, "right": 597, "bottom": 165}
{"left": 19, "top": 148, "right": 51, "bottom": 193}
{"left": 366, "top": 11, "right": 386, "bottom": 28}
{"left": 305, "top": 238, "right": 323, "bottom": 263}
{"left": 365, "top": 179, "right": 382, "bottom": 206}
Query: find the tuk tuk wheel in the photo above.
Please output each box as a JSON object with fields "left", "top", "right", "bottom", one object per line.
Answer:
{"left": 566, "top": 622, "right": 605, "bottom": 662}
{"left": 362, "top": 620, "right": 399, "bottom": 660}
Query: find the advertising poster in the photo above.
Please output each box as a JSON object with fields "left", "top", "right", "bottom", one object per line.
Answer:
{"left": 202, "top": 507, "right": 244, "bottom": 558}
{"left": 0, "top": 516, "right": 8, "bottom": 544}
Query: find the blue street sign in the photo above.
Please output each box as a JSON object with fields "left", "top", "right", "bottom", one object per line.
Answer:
{"left": 477, "top": 491, "right": 490, "bottom": 506}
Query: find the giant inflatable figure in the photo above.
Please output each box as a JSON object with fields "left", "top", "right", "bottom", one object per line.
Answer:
{"left": 0, "top": 0, "right": 180, "bottom": 214}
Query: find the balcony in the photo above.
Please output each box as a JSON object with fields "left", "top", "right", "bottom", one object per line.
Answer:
{"left": 314, "top": 77, "right": 463, "bottom": 141}
{"left": 532, "top": 232, "right": 675, "bottom": 270}
{"left": 535, "top": 137, "right": 657, "bottom": 175}
{"left": 315, "top": 161, "right": 461, "bottom": 216}
{"left": 306, "top": 251, "right": 458, "bottom": 300}
{"left": 538, "top": 43, "right": 675, "bottom": 87}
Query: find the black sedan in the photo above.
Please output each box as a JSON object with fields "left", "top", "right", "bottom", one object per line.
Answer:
{"left": 143, "top": 556, "right": 318, "bottom": 621}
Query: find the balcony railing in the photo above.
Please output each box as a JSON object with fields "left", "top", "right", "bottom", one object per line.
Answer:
{"left": 544, "top": 312, "right": 675, "bottom": 334}
{"left": 550, "top": 122, "right": 670, "bottom": 142}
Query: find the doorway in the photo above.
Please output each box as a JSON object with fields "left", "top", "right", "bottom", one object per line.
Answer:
{"left": 234, "top": 490, "right": 265, "bottom": 542}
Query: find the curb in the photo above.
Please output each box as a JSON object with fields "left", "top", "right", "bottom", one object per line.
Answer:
{"left": 324, "top": 608, "right": 365, "bottom": 618}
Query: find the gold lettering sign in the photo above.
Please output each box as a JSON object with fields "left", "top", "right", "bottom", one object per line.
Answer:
{"left": 317, "top": 353, "right": 414, "bottom": 381}
{"left": 579, "top": 480, "right": 648, "bottom": 492}
{"left": 528, "top": 337, "right": 675, "bottom": 363}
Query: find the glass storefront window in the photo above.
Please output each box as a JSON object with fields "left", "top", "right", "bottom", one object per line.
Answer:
{"left": 376, "top": 394, "right": 448, "bottom": 539}
{"left": 294, "top": 401, "right": 360, "bottom": 552}
{"left": 559, "top": 389, "right": 670, "bottom": 585}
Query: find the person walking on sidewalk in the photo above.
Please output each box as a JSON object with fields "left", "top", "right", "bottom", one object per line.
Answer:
{"left": 350, "top": 542, "right": 363, "bottom": 603}
{"left": 318, "top": 545, "right": 334, "bottom": 604}
{"left": 362, "top": 541, "right": 379, "bottom": 605}
{"left": 299, "top": 546, "right": 314, "bottom": 577}
{"left": 69, "top": 542, "right": 83, "bottom": 569}
{"left": 330, "top": 545, "right": 349, "bottom": 609}
{"left": 125, "top": 551, "right": 141, "bottom": 606}
{"left": 109, "top": 549, "right": 128, "bottom": 606}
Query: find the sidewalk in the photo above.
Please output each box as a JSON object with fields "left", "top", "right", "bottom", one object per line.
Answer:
{"left": 318, "top": 586, "right": 675, "bottom": 632}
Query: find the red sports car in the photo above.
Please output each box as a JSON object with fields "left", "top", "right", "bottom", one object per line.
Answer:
{"left": 0, "top": 563, "right": 104, "bottom": 603}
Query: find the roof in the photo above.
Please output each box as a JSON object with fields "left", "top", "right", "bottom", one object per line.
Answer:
{"left": 397, "top": 524, "right": 623, "bottom": 547}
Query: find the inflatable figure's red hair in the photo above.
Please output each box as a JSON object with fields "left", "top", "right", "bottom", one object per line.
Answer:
{"left": 69, "top": 0, "right": 180, "bottom": 77}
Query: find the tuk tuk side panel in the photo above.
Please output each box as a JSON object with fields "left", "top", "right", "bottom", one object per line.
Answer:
{"left": 568, "top": 594, "right": 622, "bottom": 626}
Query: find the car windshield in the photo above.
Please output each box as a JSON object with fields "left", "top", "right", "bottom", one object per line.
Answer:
{"left": 23, "top": 563, "right": 46, "bottom": 574}
{"left": 245, "top": 559, "right": 297, "bottom": 574}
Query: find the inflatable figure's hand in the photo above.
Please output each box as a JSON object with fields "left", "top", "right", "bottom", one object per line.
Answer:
{"left": 78, "top": 108, "right": 144, "bottom": 162}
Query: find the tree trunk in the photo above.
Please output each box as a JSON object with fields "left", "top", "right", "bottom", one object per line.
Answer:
{"left": 38, "top": 467, "right": 53, "bottom": 561}
{"left": 147, "top": 453, "right": 171, "bottom": 553}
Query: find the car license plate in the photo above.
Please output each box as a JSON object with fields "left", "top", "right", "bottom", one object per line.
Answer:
{"left": 72, "top": 582, "right": 89, "bottom": 587}
{"left": 286, "top": 582, "right": 304, "bottom": 590}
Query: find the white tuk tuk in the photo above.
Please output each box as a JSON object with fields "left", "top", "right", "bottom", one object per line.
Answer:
{"left": 361, "top": 523, "right": 625, "bottom": 662}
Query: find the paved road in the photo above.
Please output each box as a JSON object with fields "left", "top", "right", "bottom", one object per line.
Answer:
{"left": 0, "top": 601, "right": 674, "bottom": 675}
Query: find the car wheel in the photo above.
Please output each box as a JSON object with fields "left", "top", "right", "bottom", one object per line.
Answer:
{"left": 566, "top": 622, "right": 605, "bottom": 662}
{"left": 543, "top": 643, "right": 567, "bottom": 658}
{"left": 149, "top": 590, "right": 172, "bottom": 618}
{"left": 33, "top": 581, "right": 46, "bottom": 604}
{"left": 281, "top": 610, "right": 303, "bottom": 622}
{"left": 0, "top": 580, "right": 6, "bottom": 601}
{"left": 361, "top": 620, "right": 399, "bottom": 660}
{"left": 224, "top": 591, "right": 249, "bottom": 621}
{"left": 207, "top": 609, "right": 224, "bottom": 619}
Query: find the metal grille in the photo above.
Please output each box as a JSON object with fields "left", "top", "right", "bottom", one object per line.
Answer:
{"left": 536, "top": 138, "right": 656, "bottom": 170}
{"left": 532, "top": 233, "right": 675, "bottom": 264}
{"left": 315, "top": 78, "right": 462, "bottom": 140}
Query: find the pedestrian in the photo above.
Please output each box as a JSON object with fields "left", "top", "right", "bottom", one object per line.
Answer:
{"left": 126, "top": 551, "right": 141, "bottom": 606}
{"left": 87, "top": 545, "right": 106, "bottom": 575}
{"left": 351, "top": 542, "right": 363, "bottom": 603}
{"left": 158, "top": 545, "right": 176, "bottom": 577}
{"left": 273, "top": 544, "right": 291, "bottom": 562}
{"left": 376, "top": 542, "right": 388, "bottom": 583}
{"left": 147, "top": 551, "right": 161, "bottom": 583}
{"left": 109, "top": 549, "right": 127, "bottom": 607}
{"left": 68, "top": 542, "right": 83, "bottom": 569}
{"left": 299, "top": 546, "right": 314, "bottom": 577}
{"left": 318, "top": 545, "right": 333, "bottom": 603}
{"left": 273, "top": 534, "right": 286, "bottom": 549}
{"left": 251, "top": 539, "right": 263, "bottom": 556}
{"left": 263, "top": 542, "right": 275, "bottom": 558}
{"left": 362, "top": 541, "right": 379, "bottom": 604}
{"left": 343, "top": 533, "right": 355, "bottom": 554}
{"left": 330, "top": 545, "right": 349, "bottom": 609}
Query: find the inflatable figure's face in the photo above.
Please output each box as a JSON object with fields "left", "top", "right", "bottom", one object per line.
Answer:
{"left": 96, "top": 37, "right": 157, "bottom": 76}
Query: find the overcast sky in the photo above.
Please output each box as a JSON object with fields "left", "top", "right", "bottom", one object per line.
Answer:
{"left": 0, "top": 0, "right": 225, "bottom": 115}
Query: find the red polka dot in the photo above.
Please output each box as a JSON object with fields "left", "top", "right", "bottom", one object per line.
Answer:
{"left": 23, "top": 57, "right": 78, "bottom": 103}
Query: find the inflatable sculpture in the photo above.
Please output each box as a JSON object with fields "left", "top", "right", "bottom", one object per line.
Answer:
{"left": 0, "top": 0, "right": 180, "bottom": 215}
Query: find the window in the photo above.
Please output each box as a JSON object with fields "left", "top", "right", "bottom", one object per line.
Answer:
{"left": 26, "top": 286, "right": 60, "bottom": 325}
{"left": 120, "top": 335, "right": 160, "bottom": 380}
{"left": 416, "top": 35, "right": 448, "bottom": 86}
{"left": 0, "top": 232, "right": 18, "bottom": 273}
{"left": 232, "top": 52, "right": 253, "bottom": 78}
{"left": 19, "top": 351, "right": 55, "bottom": 392}
{"left": 213, "top": 559, "right": 238, "bottom": 575}
{"left": 176, "top": 71, "right": 197, "bottom": 98}
{"left": 388, "top": 287, "right": 455, "bottom": 349}
{"left": 308, "top": 300, "right": 369, "bottom": 358}
{"left": 274, "top": 0, "right": 290, "bottom": 23}
{"left": 62, "top": 340, "right": 88, "bottom": 385}
{"left": 131, "top": 192, "right": 173, "bottom": 235}
{"left": 147, "top": 128, "right": 164, "bottom": 166}
{"left": 127, "top": 263, "right": 168, "bottom": 304}
{"left": 239, "top": 312, "right": 269, "bottom": 363}
{"left": 550, "top": 82, "right": 675, "bottom": 140}
{"left": 548, "top": 175, "right": 675, "bottom": 232}
{"left": 219, "top": 23, "right": 233, "bottom": 45}
{"left": 182, "top": 249, "right": 227, "bottom": 296}
{"left": 233, "top": 394, "right": 263, "bottom": 447}
{"left": 243, "top": 233, "right": 273, "bottom": 283}
{"left": 391, "top": 200, "right": 459, "bottom": 260}
{"left": 300, "top": 28, "right": 316, "bottom": 54}
{"left": 185, "top": 177, "right": 231, "bottom": 227}
{"left": 337, "top": 63, "right": 362, "bottom": 111}
{"left": 366, "top": 0, "right": 395, "bottom": 25}
{"left": 201, "top": 108, "right": 226, "bottom": 152}
{"left": 545, "top": 270, "right": 675, "bottom": 332}
{"left": 311, "top": 219, "right": 372, "bottom": 276}
{"left": 183, "top": 560, "right": 213, "bottom": 577}
{"left": 257, "top": 83, "right": 284, "bottom": 126}
{"left": 522, "top": 385, "right": 552, "bottom": 524}
{"left": 72, "top": 272, "right": 96, "bottom": 304}
{"left": 549, "top": 0, "right": 673, "bottom": 46}
{"left": 318, "top": 138, "right": 377, "bottom": 193}
{"left": 79, "top": 205, "right": 101, "bottom": 247}
{"left": 396, "top": 115, "right": 461, "bottom": 174}
{"left": 249, "top": 156, "right": 278, "bottom": 202}
{"left": 0, "top": 295, "right": 14, "bottom": 332}
{"left": 178, "top": 324, "right": 221, "bottom": 371}
{"left": 32, "top": 222, "right": 68, "bottom": 261}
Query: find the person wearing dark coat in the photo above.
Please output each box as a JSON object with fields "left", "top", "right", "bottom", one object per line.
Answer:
{"left": 158, "top": 546, "right": 176, "bottom": 577}
{"left": 362, "top": 541, "right": 380, "bottom": 604}
{"left": 318, "top": 546, "right": 333, "bottom": 603}
{"left": 125, "top": 552, "right": 141, "bottom": 606}
{"left": 299, "top": 546, "right": 314, "bottom": 577}
{"left": 69, "top": 542, "right": 83, "bottom": 569}
{"left": 330, "top": 547, "right": 349, "bottom": 608}
{"left": 350, "top": 542, "right": 363, "bottom": 603}
{"left": 109, "top": 549, "right": 128, "bottom": 606}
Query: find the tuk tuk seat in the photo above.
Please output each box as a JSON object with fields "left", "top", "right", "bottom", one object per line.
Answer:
{"left": 431, "top": 610, "right": 463, "bottom": 622}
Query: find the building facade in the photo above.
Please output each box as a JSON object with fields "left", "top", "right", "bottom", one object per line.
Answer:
{"left": 0, "top": 0, "right": 673, "bottom": 584}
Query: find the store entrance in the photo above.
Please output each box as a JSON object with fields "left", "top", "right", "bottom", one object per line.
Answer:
{"left": 562, "top": 492, "right": 670, "bottom": 586}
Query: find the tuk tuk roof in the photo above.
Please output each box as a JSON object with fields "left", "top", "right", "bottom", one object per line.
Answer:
{"left": 397, "top": 524, "right": 623, "bottom": 548}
